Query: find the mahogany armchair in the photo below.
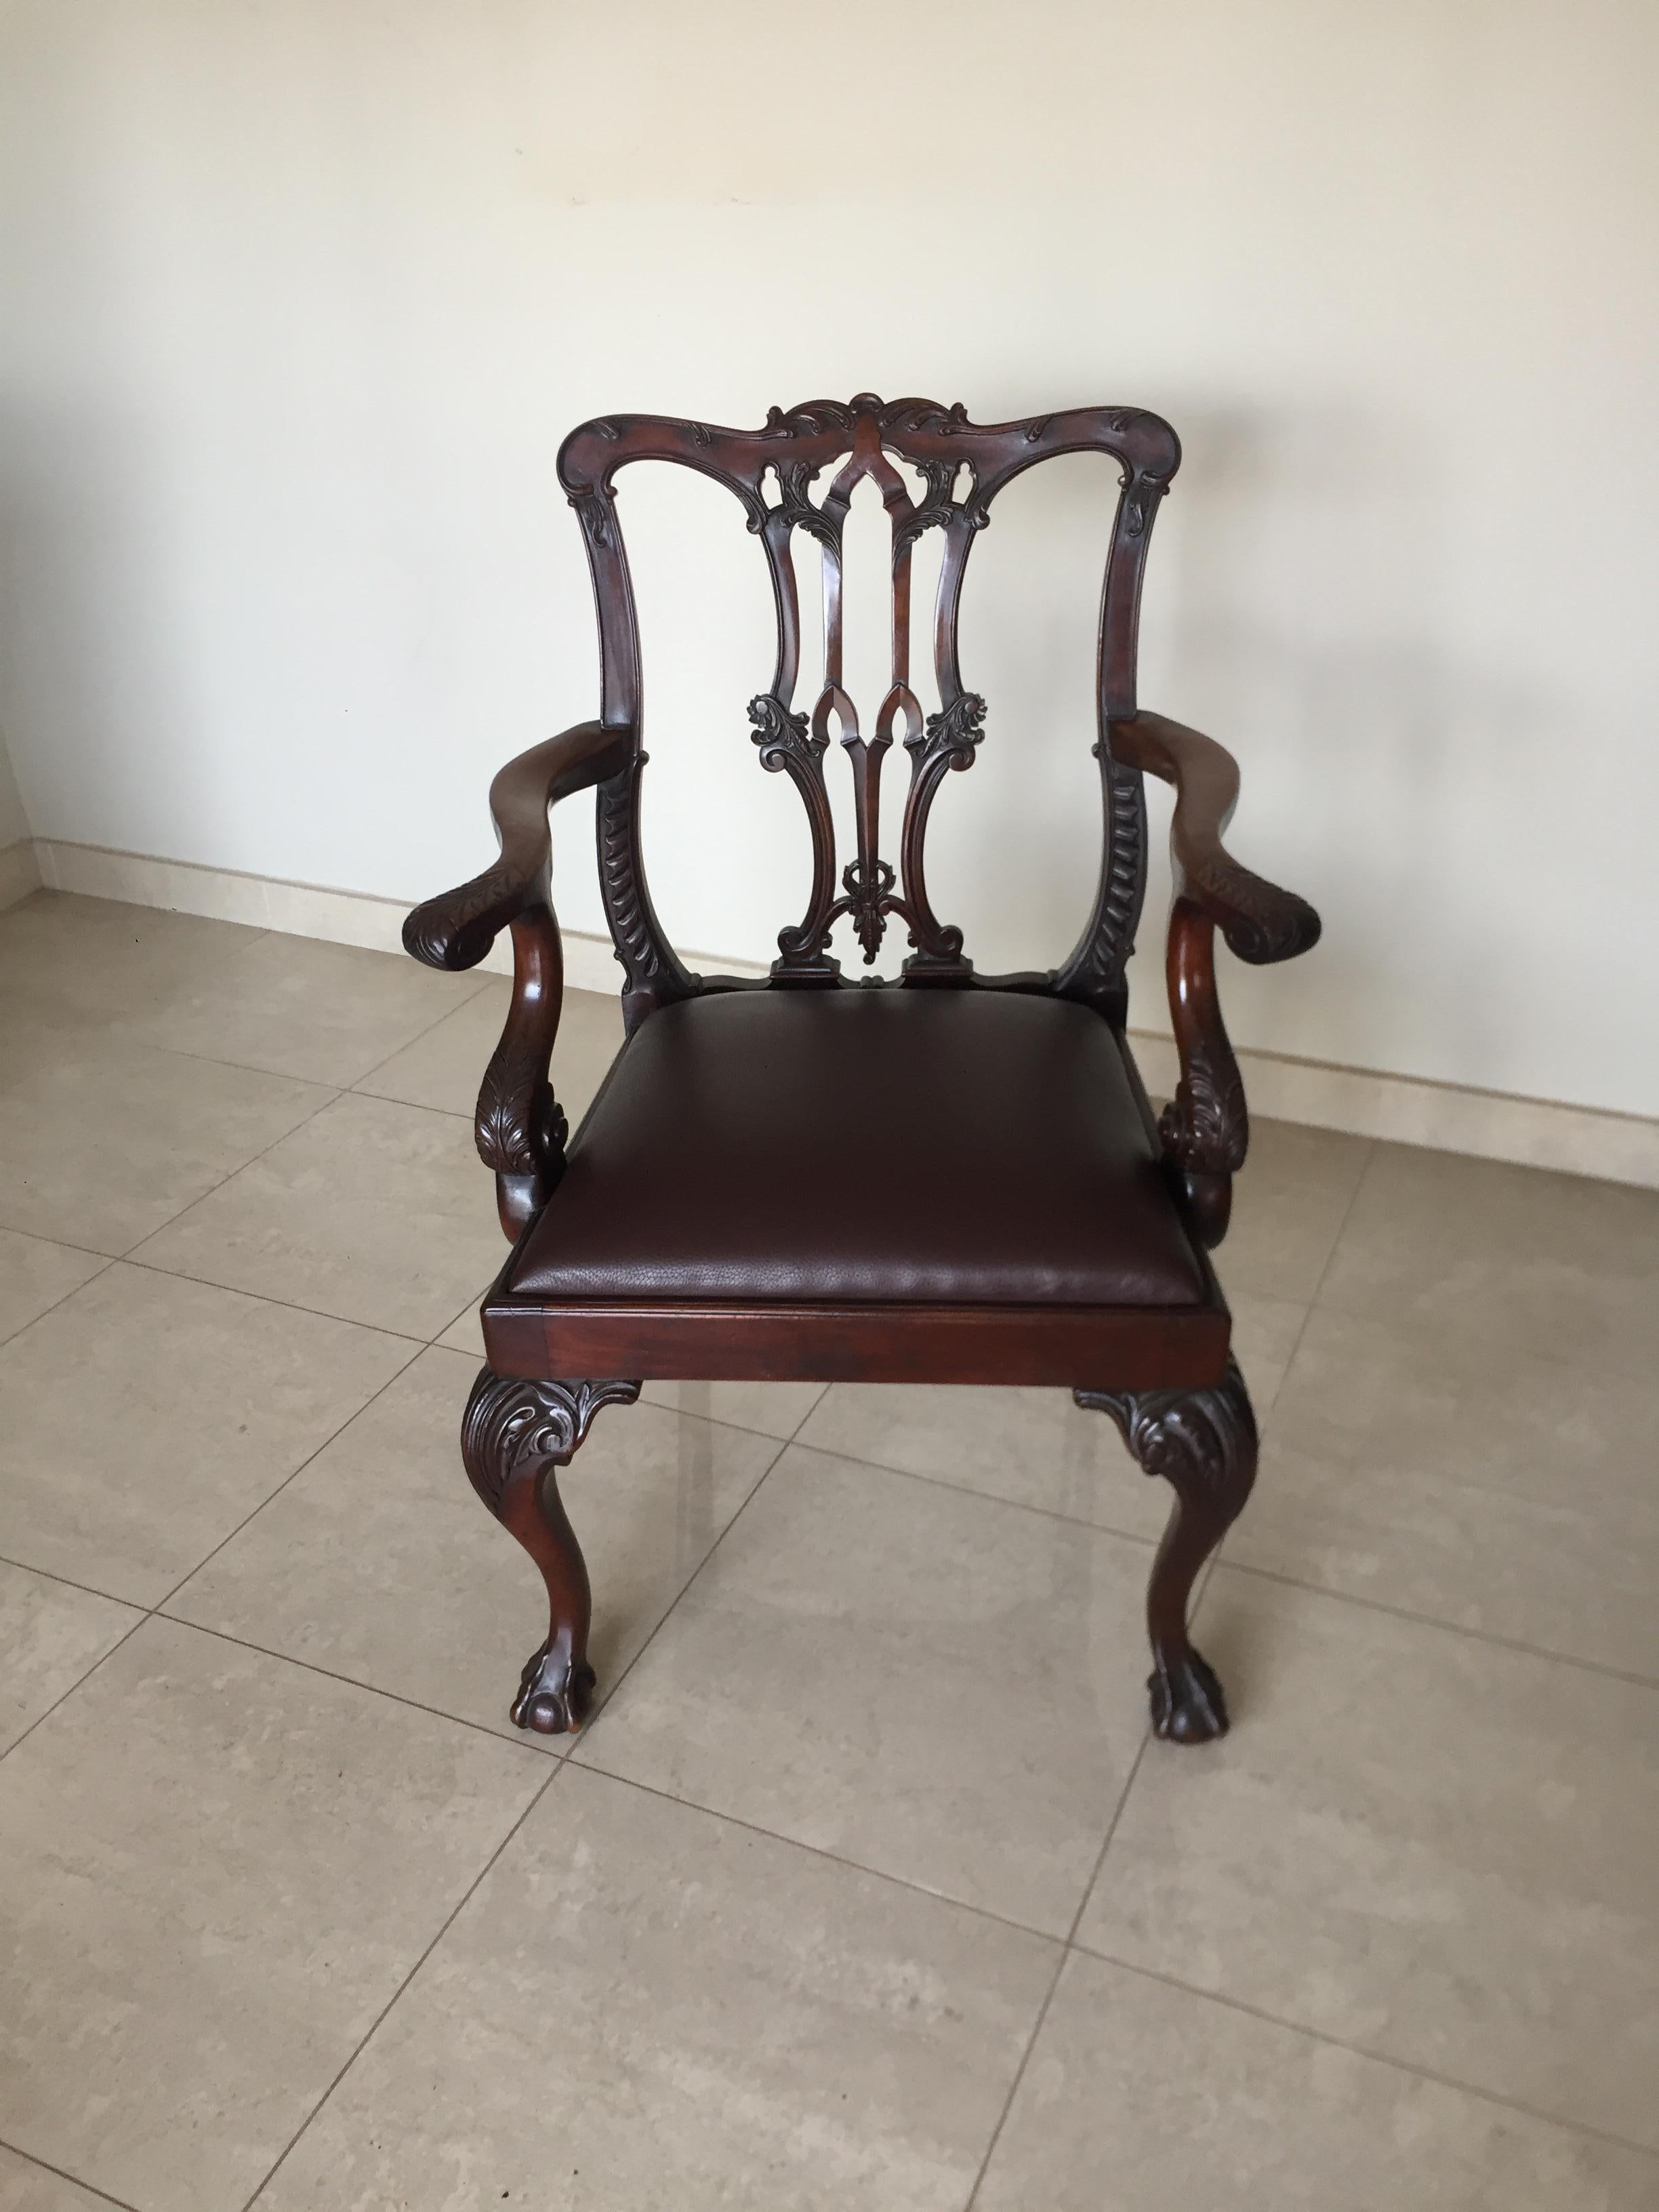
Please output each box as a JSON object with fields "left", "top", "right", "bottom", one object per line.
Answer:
{"left": 405, "top": 394, "right": 1319, "bottom": 1748}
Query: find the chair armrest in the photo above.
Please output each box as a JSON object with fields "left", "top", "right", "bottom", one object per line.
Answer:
{"left": 1115, "top": 712, "right": 1321, "bottom": 1249}
{"left": 403, "top": 720, "right": 633, "bottom": 1239}
{"left": 1115, "top": 712, "right": 1320, "bottom": 965}
{"left": 402, "top": 721, "right": 633, "bottom": 972}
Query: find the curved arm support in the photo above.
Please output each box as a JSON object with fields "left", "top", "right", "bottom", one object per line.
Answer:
{"left": 403, "top": 720, "right": 634, "bottom": 1239}
{"left": 402, "top": 721, "right": 633, "bottom": 972}
{"left": 1114, "top": 712, "right": 1321, "bottom": 1250}
{"left": 1114, "top": 711, "right": 1321, "bottom": 965}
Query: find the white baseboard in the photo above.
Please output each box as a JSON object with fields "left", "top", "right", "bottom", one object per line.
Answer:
{"left": 18, "top": 836, "right": 1659, "bottom": 1188}
{"left": 1123, "top": 1032, "right": 1659, "bottom": 1191}
{"left": 0, "top": 836, "right": 41, "bottom": 912}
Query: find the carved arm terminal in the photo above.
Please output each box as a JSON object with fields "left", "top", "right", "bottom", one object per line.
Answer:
{"left": 1115, "top": 710, "right": 1322, "bottom": 1248}
{"left": 403, "top": 719, "right": 633, "bottom": 1237}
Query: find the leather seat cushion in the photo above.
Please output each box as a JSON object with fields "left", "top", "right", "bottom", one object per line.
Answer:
{"left": 509, "top": 987, "right": 1209, "bottom": 1308}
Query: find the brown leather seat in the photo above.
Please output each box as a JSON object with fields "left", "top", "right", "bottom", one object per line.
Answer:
{"left": 510, "top": 988, "right": 1210, "bottom": 1308}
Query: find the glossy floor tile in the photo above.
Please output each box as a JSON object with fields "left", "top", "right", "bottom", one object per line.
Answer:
{"left": 0, "top": 1263, "right": 414, "bottom": 1603}
{"left": 0, "top": 1229, "right": 106, "bottom": 1348}
{"left": 1231, "top": 1303, "right": 1659, "bottom": 1678}
{"left": 0, "top": 2144, "right": 120, "bottom": 2212}
{"left": 1078, "top": 1569, "right": 1659, "bottom": 2148}
{"left": 0, "top": 1616, "right": 544, "bottom": 2212}
{"left": 257, "top": 1764, "right": 1058, "bottom": 2212}
{"left": 3, "top": 892, "right": 1655, "bottom": 2211}
{"left": 976, "top": 1952, "right": 1659, "bottom": 2211}
{"left": 796, "top": 1379, "right": 1174, "bottom": 1540}
{"left": 0, "top": 1560, "right": 139, "bottom": 1756}
{"left": 131, "top": 1090, "right": 508, "bottom": 1338}
{"left": 1321, "top": 1141, "right": 1659, "bottom": 1376}
{"left": 112, "top": 930, "right": 487, "bottom": 1088}
{"left": 357, "top": 978, "right": 626, "bottom": 1130}
{"left": 0, "top": 1014, "right": 333, "bottom": 1252}
{"left": 1213, "top": 1115, "right": 1374, "bottom": 1304}
{"left": 640, "top": 1375, "right": 827, "bottom": 1440}
{"left": 168, "top": 1347, "right": 781, "bottom": 1743}
{"left": 0, "top": 892, "right": 262, "bottom": 1025}
{"left": 578, "top": 1443, "right": 1155, "bottom": 1934}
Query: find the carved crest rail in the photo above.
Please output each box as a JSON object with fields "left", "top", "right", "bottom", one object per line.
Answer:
{"left": 556, "top": 393, "right": 1180, "bottom": 1012}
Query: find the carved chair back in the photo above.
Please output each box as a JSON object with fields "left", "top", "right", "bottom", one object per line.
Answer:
{"left": 558, "top": 393, "right": 1181, "bottom": 1025}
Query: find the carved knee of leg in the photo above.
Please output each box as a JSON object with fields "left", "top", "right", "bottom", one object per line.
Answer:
{"left": 1076, "top": 1357, "right": 1257, "bottom": 1743}
{"left": 459, "top": 1368, "right": 640, "bottom": 1734}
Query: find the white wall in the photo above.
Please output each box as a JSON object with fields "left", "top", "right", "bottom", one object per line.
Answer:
{"left": 1, "top": 1, "right": 1654, "bottom": 1115}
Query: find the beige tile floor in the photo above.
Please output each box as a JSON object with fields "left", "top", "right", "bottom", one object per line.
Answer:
{"left": 0, "top": 890, "right": 1654, "bottom": 2212}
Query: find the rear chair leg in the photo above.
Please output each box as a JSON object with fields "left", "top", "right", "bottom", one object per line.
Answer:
{"left": 460, "top": 1369, "right": 640, "bottom": 1734}
{"left": 1076, "top": 1357, "right": 1257, "bottom": 1742}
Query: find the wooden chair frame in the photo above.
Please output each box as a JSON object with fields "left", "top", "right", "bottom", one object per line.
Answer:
{"left": 405, "top": 394, "right": 1319, "bottom": 1744}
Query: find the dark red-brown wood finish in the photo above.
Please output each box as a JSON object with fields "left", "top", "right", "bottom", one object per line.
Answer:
{"left": 405, "top": 393, "right": 1319, "bottom": 1749}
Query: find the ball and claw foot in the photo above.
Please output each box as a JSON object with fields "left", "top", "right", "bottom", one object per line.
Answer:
{"left": 511, "top": 1644, "right": 596, "bottom": 1734}
{"left": 1149, "top": 1649, "right": 1229, "bottom": 1743}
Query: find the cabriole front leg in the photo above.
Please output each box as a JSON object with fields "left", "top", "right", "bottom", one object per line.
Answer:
{"left": 1076, "top": 1356, "right": 1257, "bottom": 1742}
{"left": 459, "top": 1369, "right": 640, "bottom": 1734}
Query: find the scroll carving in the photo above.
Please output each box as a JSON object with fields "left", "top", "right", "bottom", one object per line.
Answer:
{"left": 1079, "top": 1359, "right": 1256, "bottom": 1509}
{"left": 461, "top": 1371, "right": 642, "bottom": 1517}
{"left": 460, "top": 1368, "right": 640, "bottom": 1736}
{"left": 475, "top": 1040, "right": 567, "bottom": 1181}
{"left": 1076, "top": 1357, "right": 1258, "bottom": 1742}
{"left": 402, "top": 861, "right": 518, "bottom": 973}
{"left": 1186, "top": 852, "right": 1323, "bottom": 966}
{"left": 552, "top": 395, "right": 1195, "bottom": 991}
{"left": 1158, "top": 1046, "right": 1248, "bottom": 1177}
{"left": 1120, "top": 466, "right": 1173, "bottom": 538}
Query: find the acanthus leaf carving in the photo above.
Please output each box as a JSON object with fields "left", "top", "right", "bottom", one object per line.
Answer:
{"left": 747, "top": 692, "right": 825, "bottom": 775}
{"left": 762, "top": 400, "right": 857, "bottom": 438}
{"left": 402, "top": 859, "right": 519, "bottom": 972}
{"left": 474, "top": 1040, "right": 567, "bottom": 1180}
{"left": 1158, "top": 1040, "right": 1248, "bottom": 1176}
{"left": 891, "top": 459, "right": 962, "bottom": 557}
{"left": 908, "top": 691, "right": 987, "bottom": 775}
{"left": 1075, "top": 1358, "right": 1256, "bottom": 1515}
{"left": 1188, "top": 855, "right": 1323, "bottom": 965}
{"left": 461, "top": 1371, "right": 641, "bottom": 1519}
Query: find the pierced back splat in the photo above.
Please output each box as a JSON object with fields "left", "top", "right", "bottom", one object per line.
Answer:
{"left": 556, "top": 393, "right": 1180, "bottom": 1023}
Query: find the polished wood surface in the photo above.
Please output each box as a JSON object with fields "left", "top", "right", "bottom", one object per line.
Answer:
{"left": 405, "top": 392, "right": 1321, "bottom": 1746}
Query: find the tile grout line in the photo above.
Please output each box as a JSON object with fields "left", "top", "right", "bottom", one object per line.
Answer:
{"left": 1063, "top": 1942, "right": 1659, "bottom": 2166}
{"left": 1204, "top": 1141, "right": 1377, "bottom": 1586}
{"left": 1212, "top": 1557, "right": 1659, "bottom": 1691}
{"left": 962, "top": 1729, "right": 1158, "bottom": 2209}
{"left": 567, "top": 1760, "right": 1068, "bottom": 1949}
{"left": 771, "top": 1432, "right": 1164, "bottom": 1551}
{"left": 147, "top": 1343, "right": 433, "bottom": 1616}
{"left": 112, "top": 1079, "right": 344, "bottom": 1261}
{"left": 239, "top": 1759, "right": 577, "bottom": 2211}
{"left": 0, "top": 1338, "right": 430, "bottom": 1774}
{"left": 0, "top": 1610, "right": 155, "bottom": 1774}
{"left": 345, "top": 970, "right": 502, "bottom": 1095}
{"left": 0, "top": 1250, "right": 123, "bottom": 1354}
{"left": 113, "top": 1252, "right": 436, "bottom": 1347}
{"left": 146, "top": 1613, "right": 557, "bottom": 1763}
{"left": 0, "top": 1386, "right": 823, "bottom": 1775}
{"left": 562, "top": 1429, "right": 798, "bottom": 1755}
{"left": 560, "top": 1380, "right": 832, "bottom": 1745}
{"left": 0, "top": 2132, "right": 144, "bottom": 2212}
